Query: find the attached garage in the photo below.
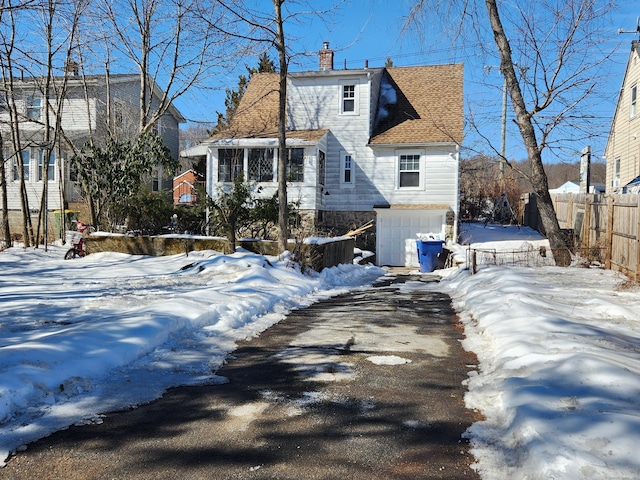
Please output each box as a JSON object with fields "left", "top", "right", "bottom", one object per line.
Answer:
{"left": 375, "top": 207, "right": 448, "bottom": 267}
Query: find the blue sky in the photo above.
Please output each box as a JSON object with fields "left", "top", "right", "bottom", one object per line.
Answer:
{"left": 175, "top": 0, "right": 639, "bottom": 164}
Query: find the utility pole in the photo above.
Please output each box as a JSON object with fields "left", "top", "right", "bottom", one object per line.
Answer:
{"left": 500, "top": 76, "right": 507, "bottom": 183}
{"left": 485, "top": 66, "right": 508, "bottom": 185}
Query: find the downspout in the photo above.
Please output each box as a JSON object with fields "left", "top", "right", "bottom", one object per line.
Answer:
{"left": 453, "top": 143, "right": 460, "bottom": 243}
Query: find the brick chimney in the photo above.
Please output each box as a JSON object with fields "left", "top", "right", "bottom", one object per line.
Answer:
{"left": 65, "top": 60, "right": 79, "bottom": 76}
{"left": 319, "top": 42, "right": 334, "bottom": 71}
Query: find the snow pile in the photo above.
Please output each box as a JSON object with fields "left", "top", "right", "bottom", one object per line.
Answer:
{"left": 0, "top": 246, "right": 384, "bottom": 465}
{"left": 441, "top": 223, "right": 640, "bottom": 479}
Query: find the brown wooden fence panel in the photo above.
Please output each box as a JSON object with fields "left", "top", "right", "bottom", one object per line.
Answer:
{"left": 523, "top": 193, "right": 640, "bottom": 280}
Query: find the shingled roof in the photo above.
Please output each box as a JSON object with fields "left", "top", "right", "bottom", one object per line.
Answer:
{"left": 210, "top": 64, "right": 463, "bottom": 145}
{"left": 370, "top": 64, "right": 464, "bottom": 145}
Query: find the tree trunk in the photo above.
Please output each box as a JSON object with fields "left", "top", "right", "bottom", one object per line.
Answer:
{"left": 0, "top": 132, "right": 10, "bottom": 248}
{"left": 484, "top": 0, "right": 571, "bottom": 266}
{"left": 274, "top": 0, "right": 289, "bottom": 253}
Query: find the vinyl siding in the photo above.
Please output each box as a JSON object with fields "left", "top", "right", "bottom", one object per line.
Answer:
{"left": 605, "top": 43, "right": 640, "bottom": 190}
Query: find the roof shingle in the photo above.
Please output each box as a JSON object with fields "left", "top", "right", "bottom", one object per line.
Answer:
{"left": 211, "top": 63, "right": 463, "bottom": 146}
{"left": 370, "top": 64, "right": 463, "bottom": 145}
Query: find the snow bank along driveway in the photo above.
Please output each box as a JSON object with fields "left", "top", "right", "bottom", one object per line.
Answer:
{"left": 442, "top": 265, "right": 640, "bottom": 480}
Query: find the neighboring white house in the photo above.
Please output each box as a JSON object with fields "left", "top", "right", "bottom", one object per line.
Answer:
{"left": 605, "top": 40, "right": 640, "bottom": 192}
{"left": 549, "top": 181, "right": 580, "bottom": 194}
{"left": 1, "top": 72, "right": 184, "bottom": 237}
{"left": 182, "top": 44, "right": 463, "bottom": 267}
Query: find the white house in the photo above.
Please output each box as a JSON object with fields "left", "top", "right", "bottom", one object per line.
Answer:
{"left": 549, "top": 181, "right": 580, "bottom": 194}
{"left": 183, "top": 44, "right": 463, "bottom": 267}
{"left": 1, "top": 72, "right": 184, "bottom": 237}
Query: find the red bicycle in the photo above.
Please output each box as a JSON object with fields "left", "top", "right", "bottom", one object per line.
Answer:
{"left": 64, "top": 222, "right": 92, "bottom": 259}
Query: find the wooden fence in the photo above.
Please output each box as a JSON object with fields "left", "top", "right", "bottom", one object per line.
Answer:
{"left": 521, "top": 192, "right": 640, "bottom": 280}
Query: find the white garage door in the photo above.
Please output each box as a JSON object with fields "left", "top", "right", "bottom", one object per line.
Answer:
{"left": 375, "top": 209, "right": 445, "bottom": 267}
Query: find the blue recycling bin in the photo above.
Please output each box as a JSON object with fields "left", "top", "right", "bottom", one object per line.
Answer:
{"left": 416, "top": 239, "right": 444, "bottom": 273}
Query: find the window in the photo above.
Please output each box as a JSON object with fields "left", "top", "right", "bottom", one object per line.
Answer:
{"left": 26, "top": 95, "right": 41, "bottom": 120}
{"left": 341, "top": 152, "right": 354, "bottom": 185}
{"left": 21, "top": 150, "right": 30, "bottom": 181}
{"left": 38, "top": 150, "right": 55, "bottom": 181}
{"left": 218, "top": 148, "right": 244, "bottom": 182}
{"left": 286, "top": 148, "right": 304, "bottom": 182}
{"left": 248, "top": 148, "right": 274, "bottom": 182}
{"left": 613, "top": 157, "right": 621, "bottom": 187}
{"left": 113, "top": 101, "right": 124, "bottom": 130}
{"left": 12, "top": 156, "right": 19, "bottom": 181}
{"left": 69, "top": 159, "right": 78, "bottom": 182}
{"left": 342, "top": 85, "right": 355, "bottom": 113}
{"left": 318, "top": 150, "right": 326, "bottom": 186}
{"left": 631, "top": 84, "right": 637, "bottom": 118}
{"left": 399, "top": 153, "right": 421, "bottom": 188}
{"left": 152, "top": 168, "right": 160, "bottom": 191}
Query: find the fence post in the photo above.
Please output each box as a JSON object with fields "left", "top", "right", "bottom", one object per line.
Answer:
{"left": 472, "top": 249, "right": 477, "bottom": 274}
{"left": 583, "top": 196, "right": 591, "bottom": 251}
{"left": 605, "top": 196, "right": 614, "bottom": 270}
{"left": 636, "top": 195, "right": 640, "bottom": 281}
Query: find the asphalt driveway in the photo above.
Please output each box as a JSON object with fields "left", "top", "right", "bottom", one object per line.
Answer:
{"left": 2, "top": 271, "right": 481, "bottom": 480}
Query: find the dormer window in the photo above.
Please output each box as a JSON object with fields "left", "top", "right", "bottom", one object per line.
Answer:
{"left": 339, "top": 81, "right": 358, "bottom": 115}
{"left": 343, "top": 85, "right": 355, "bottom": 112}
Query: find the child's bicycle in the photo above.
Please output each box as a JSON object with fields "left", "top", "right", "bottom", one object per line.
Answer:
{"left": 64, "top": 222, "right": 93, "bottom": 259}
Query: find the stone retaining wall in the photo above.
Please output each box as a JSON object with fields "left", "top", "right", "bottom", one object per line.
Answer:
{"left": 85, "top": 234, "right": 354, "bottom": 271}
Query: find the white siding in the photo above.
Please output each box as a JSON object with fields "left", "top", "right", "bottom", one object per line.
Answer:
{"left": 60, "top": 98, "right": 97, "bottom": 131}
{"left": 605, "top": 46, "right": 640, "bottom": 191}
{"left": 286, "top": 71, "right": 458, "bottom": 214}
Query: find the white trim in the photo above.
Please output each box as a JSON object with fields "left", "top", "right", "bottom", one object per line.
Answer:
{"left": 338, "top": 80, "right": 359, "bottom": 115}
{"left": 396, "top": 149, "right": 424, "bottom": 190}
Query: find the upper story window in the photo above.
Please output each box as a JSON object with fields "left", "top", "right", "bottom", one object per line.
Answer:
{"left": 398, "top": 152, "right": 421, "bottom": 188}
{"left": 26, "top": 95, "right": 41, "bottom": 120}
{"left": 339, "top": 81, "right": 358, "bottom": 115}
{"left": 631, "top": 84, "right": 637, "bottom": 119}
{"left": 286, "top": 148, "right": 304, "bottom": 182}
{"left": 218, "top": 148, "right": 244, "bottom": 183}
{"left": 248, "top": 148, "right": 274, "bottom": 182}
{"left": 343, "top": 85, "right": 355, "bottom": 112}
{"left": 341, "top": 152, "right": 354, "bottom": 185}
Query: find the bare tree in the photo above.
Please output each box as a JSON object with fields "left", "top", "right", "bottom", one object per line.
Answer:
{"left": 273, "top": 0, "right": 288, "bottom": 252}
{"left": 95, "top": 0, "right": 231, "bottom": 135}
{"left": 0, "top": 0, "right": 35, "bottom": 247}
{"left": 406, "top": 0, "right": 617, "bottom": 266}
{"left": 0, "top": 130, "right": 9, "bottom": 247}
{"left": 199, "top": 0, "right": 337, "bottom": 253}
{"left": 33, "top": 0, "right": 85, "bottom": 248}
